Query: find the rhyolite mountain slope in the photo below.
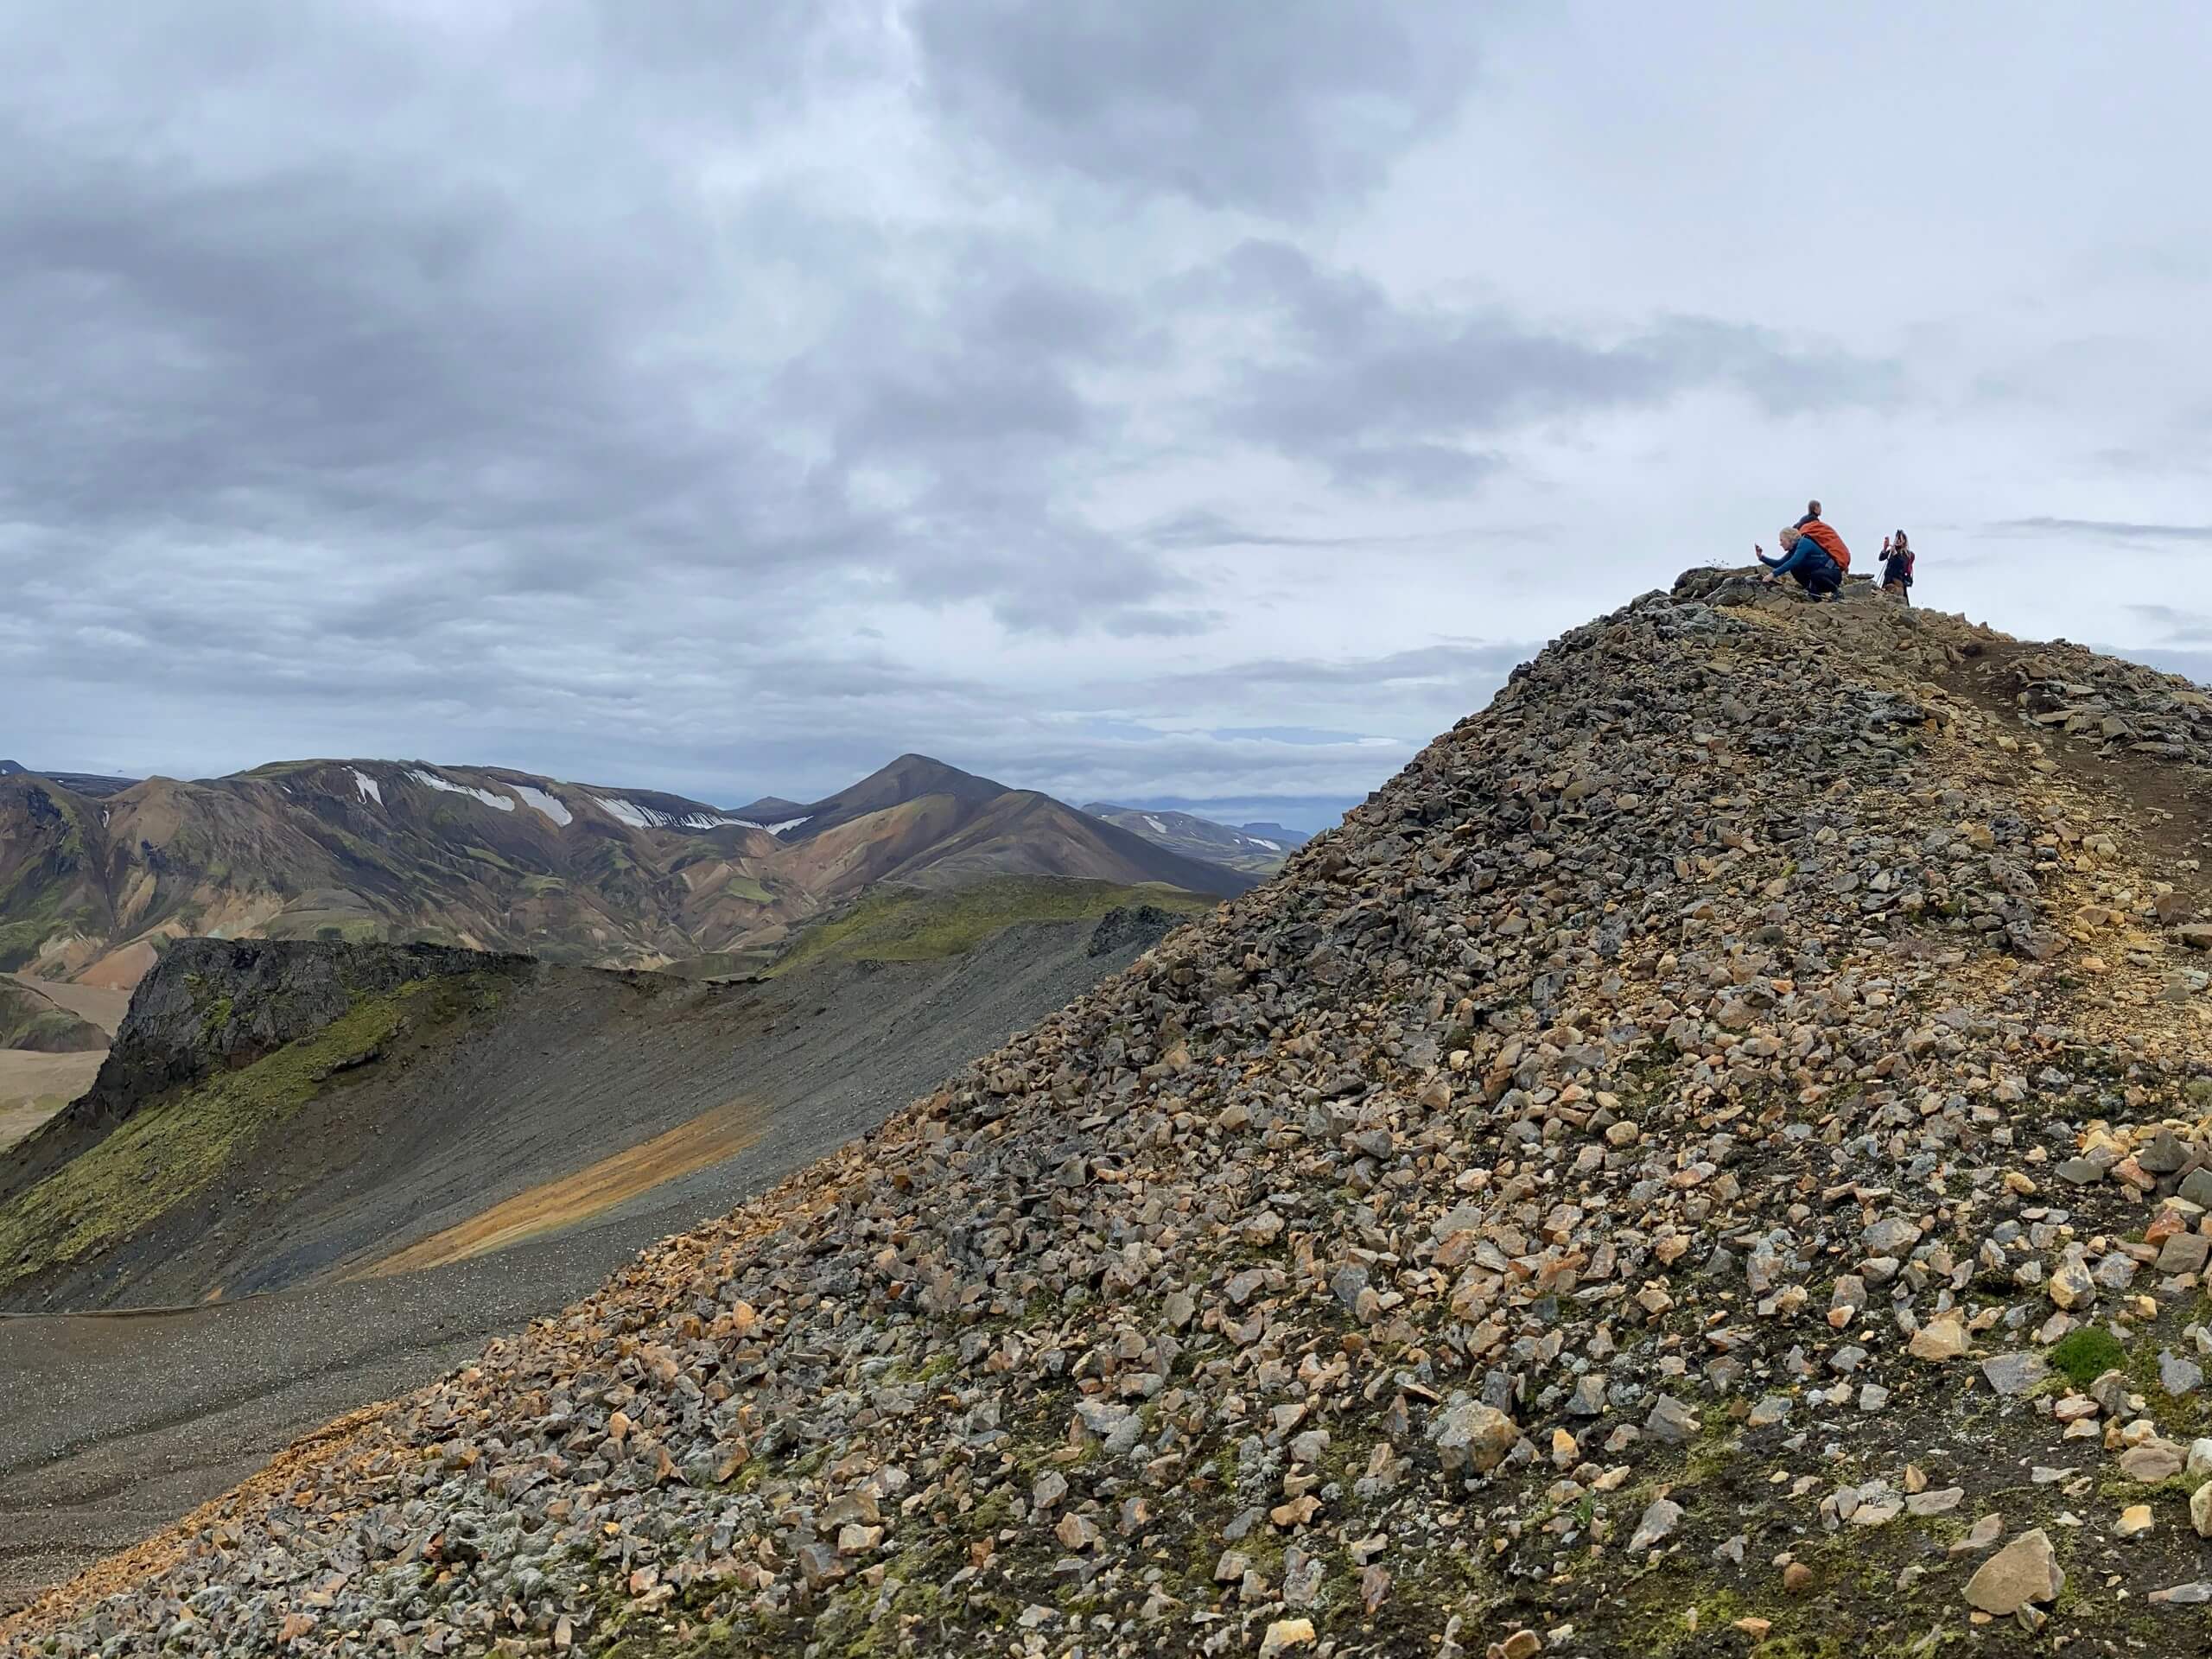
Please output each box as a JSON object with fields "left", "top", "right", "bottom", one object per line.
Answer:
{"left": 748, "top": 755, "right": 1260, "bottom": 896}
{"left": 0, "top": 978, "right": 105, "bottom": 1053}
{"left": 0, "top": 754, "right": 1253, "bottom": 991}
{"left": 1084, "top": 803, "right": 1313, "bottom": 874}
{"left": 24, "top": 571, "right": 2212, "bottom": 1656}
{"left": 0, "top": 759, "right": 140, "bottom": 797}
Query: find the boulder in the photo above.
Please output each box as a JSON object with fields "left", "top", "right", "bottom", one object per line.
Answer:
{"left": 1964, "top": 1529, "right": 2063, "bottom": 1616}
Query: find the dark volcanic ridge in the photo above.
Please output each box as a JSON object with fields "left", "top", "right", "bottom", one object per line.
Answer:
{"left": 22, "top": 572, "right": 2212, "bottom": 1656}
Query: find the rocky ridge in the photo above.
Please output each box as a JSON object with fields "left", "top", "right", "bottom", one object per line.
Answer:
{"left": 2, "top": 939, "right": 524, "bottom": 1205}
{"left": 16, "top": 572, "right": 2212, "bottom": 1656}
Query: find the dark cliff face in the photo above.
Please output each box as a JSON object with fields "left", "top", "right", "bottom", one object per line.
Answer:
{"left": 0, "top": 939, "right": 534, "bottom": 1202}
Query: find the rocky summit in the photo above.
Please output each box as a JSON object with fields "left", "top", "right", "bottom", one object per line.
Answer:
{"left": 16, "top": 569, "right": 2212, "bottom": 1658}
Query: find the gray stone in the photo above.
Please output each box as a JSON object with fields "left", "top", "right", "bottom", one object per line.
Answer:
{"left": 1861, "top": 1217, "right": 1923, "bottom": 1255}
{"left": 1906, "top": 1487, "right": 1964, "bottom": 1516}
{"left": 2142, "top": 1130, "right": 2190, "bottom": 1175}
{"left": 2161, "top": 1351, "right": 2205, "bottom": 1397}
{"left": 1948, "top": 1513, "right": 2004, "bottom": 1555}
{"left": 1746, "top": 1394, "right": 1792, "bottom": 1428}
{"left": 1627, "top": 1497, "right": 1682, "bottom": 1553}
{"left": 1644, "top": 1395, "right": 1700, "bottom": 1443}
{"left": 1980, "top": 1352, "right": 2049, "bottom": 1396}
{"left": 1567, "top": 1374, "right": 1608, "bottom": 1418}
{"left": 2158, "top": 1232, "right": 2211, "bottom": 1274}
{"left": 2149, "top": 1581, "right": 2212, "bottom": 1606}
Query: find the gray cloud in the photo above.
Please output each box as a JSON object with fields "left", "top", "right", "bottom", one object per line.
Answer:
{"left": 3, "top": 4, "right": 2207, "bottom": 826}
{"left": 1208, "top": 243, "right": 1900, "bottom": 490}
{"left": 2125, "top": 604, "right": 2212, "bottom": 643}
{"left": 1994, "top": 518, "right": 2212, "bottom": 543}
{"left": 913, "top": 0, "right": 1482, "bottom": 218}
{"left": 1141, "top": 511, "right": 1370, "bottom": 551}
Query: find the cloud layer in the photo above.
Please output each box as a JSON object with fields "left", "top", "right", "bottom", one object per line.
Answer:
{"left": 3, "top": 3, "right": 2206, "bottom": 828}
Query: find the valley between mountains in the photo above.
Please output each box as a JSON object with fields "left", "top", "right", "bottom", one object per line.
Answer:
{"left": 0, "top": 754, "right": 1268, "bottom": 1614}
{"left": 18, "top": 571, "right": 2212, "bottom": 1656}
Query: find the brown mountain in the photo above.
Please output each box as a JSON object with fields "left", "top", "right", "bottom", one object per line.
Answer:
{"left": 0, "top": 753, "right": 1253, "bottom": 989}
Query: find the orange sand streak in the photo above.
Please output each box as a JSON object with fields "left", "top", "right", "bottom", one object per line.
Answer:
{"left": 355, "top": 1098, "right": 763, "bottom": 1278}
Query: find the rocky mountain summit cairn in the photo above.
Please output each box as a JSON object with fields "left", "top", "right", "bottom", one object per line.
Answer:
{"left": 16, "top": 569, "right": 2212, "bottom": 1655}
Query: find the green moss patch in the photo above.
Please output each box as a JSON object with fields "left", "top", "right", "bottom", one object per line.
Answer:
{"left": 2049, "top": 1325, "right": 2126, "bottom": 1387}
{"left": 0, "top": 984, "right": 106, "bottom": 1052}
{"left": 0, "top": 974, "right": 501, "bottom": 1292}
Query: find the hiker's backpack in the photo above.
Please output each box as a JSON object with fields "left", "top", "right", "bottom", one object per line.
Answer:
{"left": 1799, "top": 519, "right": 1850, "bottom": 571}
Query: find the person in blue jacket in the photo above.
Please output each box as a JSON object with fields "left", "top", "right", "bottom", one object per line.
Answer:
{"left": 1753, "top": 525, "right": 1844, "bottom": 600}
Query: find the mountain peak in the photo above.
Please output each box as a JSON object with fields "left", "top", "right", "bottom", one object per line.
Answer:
{"left": 874, "top": 752, "right": 1007, "bottom": 792}
{"left": 768, "top": 753, "right": 1012, "bottom": 840}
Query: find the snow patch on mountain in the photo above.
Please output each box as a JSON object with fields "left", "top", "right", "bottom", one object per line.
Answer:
{"left": 408, "top": 769, "right": 514, "bottom": 811}
{"left": 512, "top": 785, "right": 573, "bottom": 826}
{"left": 351, "top": 769, "right": 383, "bottom": 807}
{"left": 593, "top": 796, "right": 745, "bottom": 831}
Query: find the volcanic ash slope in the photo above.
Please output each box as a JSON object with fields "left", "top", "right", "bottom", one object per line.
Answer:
{"left": 20, "top": 569, "right": 2212, "bottom": 1656}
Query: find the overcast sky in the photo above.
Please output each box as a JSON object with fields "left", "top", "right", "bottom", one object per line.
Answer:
{"left": 3, "top": 3, "right": 2207, "bottom": 829}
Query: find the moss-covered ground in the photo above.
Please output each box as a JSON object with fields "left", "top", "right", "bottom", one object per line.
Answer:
{"left": 0, "top": 973, "right": 504, "bottom": 1292}
{"left": 769, "top": 875, "right": 1211, "bottom": 976}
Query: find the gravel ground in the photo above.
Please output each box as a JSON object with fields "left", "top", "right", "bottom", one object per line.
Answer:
{"left": 0, "top": 912, "right": 1182, "bottom": 1613}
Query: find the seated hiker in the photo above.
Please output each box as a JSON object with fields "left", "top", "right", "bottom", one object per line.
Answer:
{"left": 1754, "top": 517, "right": 1850, "bottom": 599}
{"left": 1880, "top": 531, "right": 1916, "bottom": 604}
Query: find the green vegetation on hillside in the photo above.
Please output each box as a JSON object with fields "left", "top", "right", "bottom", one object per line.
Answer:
{"left": 0, "top": 982, "right": 106, "bottom": 1052}
{"left": 0, "top": 973, "right": 505, "bottom": 1294}
{"left": 0, "top": 791, "right": 98, "bottom": 971}
{"left": 768, "top": 875, "right": 1211, "bottom": 976}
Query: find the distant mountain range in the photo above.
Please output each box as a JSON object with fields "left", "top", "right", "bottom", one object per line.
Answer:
{"left": 0, "top": 760, "right": 137, "bottom": 798}
{"left": 1082, "top": 803, "right": 1312, "bottom": 874}
{"left": 0, "top": 753, "right": 1256, "bottom": 989}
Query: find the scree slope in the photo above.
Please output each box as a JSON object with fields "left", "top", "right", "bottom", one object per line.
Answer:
{"left": 16, "top": 569, "right": 2212, "bottom": 1657}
